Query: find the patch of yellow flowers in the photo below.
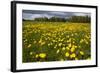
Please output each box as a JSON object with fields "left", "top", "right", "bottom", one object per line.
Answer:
{"left": 70, "top": 53, "right": 76, "bottom": 58}
{"left": 39, "top": 53, "right": 46, "bottom": 59}
{"left": 23, "top": 22, "right": 91, "bottom": 62}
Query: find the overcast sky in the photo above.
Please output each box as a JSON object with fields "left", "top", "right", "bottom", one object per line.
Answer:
{"left": 22, "top": 10, "right": 91, "bottom": 20}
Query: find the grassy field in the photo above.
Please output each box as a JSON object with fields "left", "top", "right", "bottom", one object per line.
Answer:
{"left": 22, "top": 21, "right": 91, "bottom": 63}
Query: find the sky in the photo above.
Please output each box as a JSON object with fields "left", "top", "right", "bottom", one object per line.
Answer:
{"left": 22, "top": 10, "right": 91, "bottom": 20}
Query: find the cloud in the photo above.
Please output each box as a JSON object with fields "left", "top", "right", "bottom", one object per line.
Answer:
{"left": 22, "top": 10, "right": 90, "bottom": 20}
{"left": 73, "top": 13, "right": 91, "bottom": 16}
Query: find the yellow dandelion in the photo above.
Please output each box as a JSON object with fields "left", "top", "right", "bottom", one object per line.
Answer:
{"left": 48, "top": 43, "right": 51, "bottom": 46}
{"left": 35, "top": 54, "right": 39, "bottom": 58}
{"left": 30, "top": 52, "right": 33, "bottom": 55}
{"left": 74, "top": 45, "right": 77, "bottom": 48}
{"left": 68, "top": 43, "right": 71, "bottom": 48}
{"left": 70, "top": 47, "right": 75, "bottom": 52}
{"left": 80, "top": 51, "right": 84, "bottom": 55}
{"left": 34, "top": 41, "right": 37, "bottom": 44}
{"left": 58, "top": 43, "right": 62, "bottom": 46}
{"left": 62, "top": 47, "right": 66, "bottom": 50}
{"left": 80, "top": 39, "right": 84, "bottom": 43}
{"left": 39, "top": 39, "right": 42, "bottom": 43}
{"left": 28, "top": 44, "right": 31, "bottom": 48}
{"left": 85, "top": 40, "right": 88, "bottom": 44}
{"left": 50, "top": 42, "right": 53, "bottom": 45}
{"left": 52, "top": 40, "right": 56, "bottom": 42}
{"left": 70, "top": 53, "right": 76, "bottom": 58}
{"left": 71, "top": 34, "right": 74, "bottom": 36}
{"left": 54, "top": 46, "right": 56, "bottom": 49}
{"left": 66, "top": 47, "right": 70, "bottom": 50}
{"left": 73, "top": 41, "right": 75, "bottom": 44}
{"left": 39, "top": 53, "right": 46, "bottom": 58}
{"left": 65, "top": 52, "right": 69, "bottom": 57}
{"left": 56, "top": 49, "right": 60, "bottom": 54}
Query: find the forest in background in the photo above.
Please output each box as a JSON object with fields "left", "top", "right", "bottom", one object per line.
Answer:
{"left": 23, "top": 16, "right": 91, "bottom": 23}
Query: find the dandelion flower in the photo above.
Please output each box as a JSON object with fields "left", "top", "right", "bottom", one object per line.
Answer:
{"left": 80, "top": 51, "right": 84, "bottom": 55}
{"left": 35, "top": 54, "right": 39, "bottom": 58}
{"left": 68, "top": 43, "right": 71, "bottom": 48}
{"left": 65, "top": 52, "right": 69, "bottom": 57}
{"left": 66, "top": 47, "right": 70, "bottom": 50}
{"left": 28, "top": 44, "right": 31, "bottom": 48}
{"left": 39, "top": 53, "right": 46, "bottom": 58}
{"left": 39, "top": 39, "right": 42, "bottom": 43}
{"left": 58, "top": 43, "right": 62, "bottom": 46}
{"left": 56, "top": 49, "right": 60, "bottom": 54}
{"left": 48, "top": 43, "right": 51, "bottom": 46}
{"left": 70, "top": 53, "right": 76, "bottom": 58}
{"left": 62, "top": 47, "right": 66, "bottom": 50}
{"left": 34, "top": 41, "right": 37, "bottom": 44}
{"left": 30, "top": 52, "right": 33, "bottom": 55}
{"left": 74, "top": 45, "right": 77, "bottom": 48}
{"left": 70, "top": 47, "right": 75, "bottom": 52}
{"left": 80, "top": 39, "right": 84, "bottom": 43}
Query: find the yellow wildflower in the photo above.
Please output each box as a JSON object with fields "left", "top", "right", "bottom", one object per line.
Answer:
{"left": 39, "top": 53, "right": 46, "bottom": 58}
{"left": 80, "top": 39, "right": 84, "bottom": 43}
{"left": 62, "top": 47, "right": 66, "bottom": 50}
{"left": 66, "top": 47, "right": 70, "bottom": 50}
{"left": 48, "top": 43, "right": 51, "bottom": 46}
{"left": 34, "top": 41, "right": 37, "bottom": 44}
{"left": 56, "top": 49, "right": 60, "bottom": 54}
{"left": 80, "top": 51, "right": 84, "bottom": 55}
{"left": 39, "top": 39, "right": 42, "bottom": 43}
{"left": 30, "top": 52, "right": 33, "bottom": 55}
{"left": 84, "top": 40, "right": 88, "bottom": 44}
{"left": 70, "top": 53, "right": 76, "bottom": 58}
{"left": 35, "top": 54, "right": 39, "bottom": 58}
{"left": 70, "top": 47, "right": 75, "bottom": 52}
{"left": 58, "top": 43, "right": 62, "bottom": 46}
{"left": 28, "top": 44, "right": 31, "bottom": 48}
{"left": 74, "top": 45, "right": 77, "bottom": 48}
{"left": 65, "top": 52, "right": 69, "bottom": 57}
{"left": 52, "top": 40, "right": 56, "bottom": 42}
{"left": 68, "top": 43, "right": 71, "bottom": 48}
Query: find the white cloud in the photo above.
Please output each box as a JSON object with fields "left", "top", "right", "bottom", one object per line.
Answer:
{"left": 23, "top": 11, "right": 90, "bottom": 20}
{"left": 73, "top": 13, "right": 90, "bottom": 16}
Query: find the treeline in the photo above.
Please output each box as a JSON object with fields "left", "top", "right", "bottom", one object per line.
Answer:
{"left": 67, "top": 16, "right": 91, "bottom": 23}
{"left": 33, "top": 17, "right": 66, "bottom": 22}
{"left": 23, "top": 16, "right": 91, "bottom": 23}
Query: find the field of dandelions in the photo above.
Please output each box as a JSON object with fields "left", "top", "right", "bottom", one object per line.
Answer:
{"left": 22, "top": 21, "right": 91, "bottom": 63}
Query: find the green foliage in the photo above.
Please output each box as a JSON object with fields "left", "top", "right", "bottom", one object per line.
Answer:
{"left": 24, "top": 16, "right": 91, "bottom": 23}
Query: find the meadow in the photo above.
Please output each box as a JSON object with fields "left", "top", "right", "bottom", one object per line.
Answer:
{"left": 22, "top": 21, "right": 91, "bottom": 63}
